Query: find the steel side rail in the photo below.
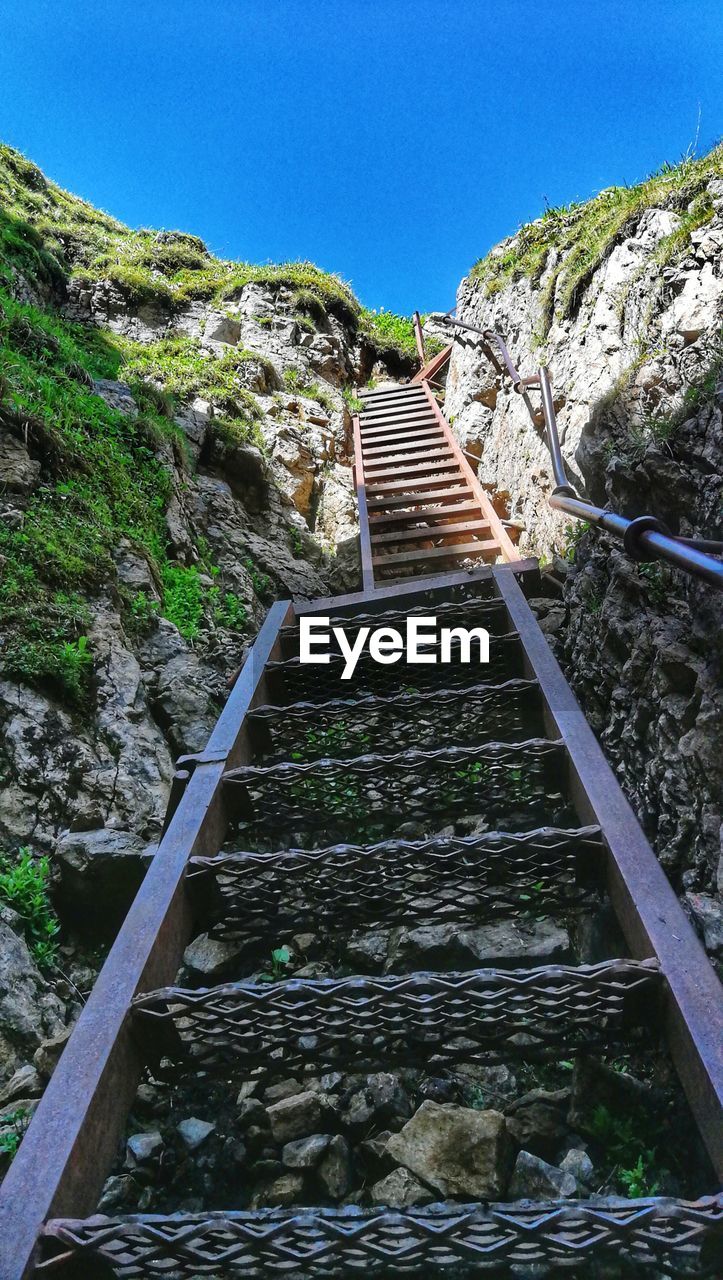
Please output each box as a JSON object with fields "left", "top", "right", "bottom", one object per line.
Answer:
{"left": 420, "top": 381, "right": 520, "bottom": 563}
{"left": 494, "top": 568, "right": 723, "bottom": 1177}
{"left": 352, "top": 411, "right": 374, "bottom": 593}
{"left": 0, "top": 601, "right": 292, "bottom": 1280}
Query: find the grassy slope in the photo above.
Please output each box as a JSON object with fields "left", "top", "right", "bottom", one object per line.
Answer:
{"left": 0, "top": 143, "right": 428, "bottom": 709}
{"left": 471, "top": 144, "right": 723, "bottom": 340}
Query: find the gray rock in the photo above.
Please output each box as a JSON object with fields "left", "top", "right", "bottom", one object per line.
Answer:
{"left": 0, "top": 923, "right": 65, "bottom": 1081}
{"left": 386, "top": 1101, "right": 513, "bottom": 1199}
{"left": 387, "top": 918, "right": 570, "bottom": 972}
{"left": 685, "top": 893, "right": 723, "bottom": 955}
{"left": 183, "top": 932, "right": 246, "bottom": 980}
{"left": 282, "top": 1133, "right": 331, "bottom": 1169}
{"left": 237, "top": 1098, "right": 268, "bottom": 1130}
{"left": 0, "top": 1063, "right": 42, "bottom": 1104}
{"left": 33, "top": 1027, "right": 73, "bottom": 1080}
{"left": 251, "top": 1172, "right": 305, "bottom": 1208}
{"left": 318, "top": 1134, "right": 352, "bottom": 1201}
{"left": 371, "top": 1167, "right": 433, "bottom": 1207}
{"left": 92, "top": 379, "right": 138, "bottom": 416}
{"left": 0, "top": 432, "right": 40, "bottom": 495}
{"left": 54, "top": 828, "right": 151, "bottom": 934}
{"left": 177, "top": 1117, "right": 215, "bottom": 1150}
{"left": 505, "top": 1088, "right": 570, "bottom": 1160}
{"left": 560, "top": 1147, "right": 595, "bottom": 1188}
{"left": 346, "top": 929, "right": 392, "bottom": 973}
{"left": 126, "top": 1131, "right": 163, "bottom": 1164}
{"left": 263, "top": 1079, "right": 305, "bottom": 1105}
{"left": 98, "top": 1174, "right": 137, "bottom": 1212}
{"left": 366, "top": 1072, "right": 411, "bottom": 1119}
{"left": 267, "top": 1091, "right": 323, "bottom": 1143}
{"left": 508, "top": 1150, "right": 577, "bottom": 1200}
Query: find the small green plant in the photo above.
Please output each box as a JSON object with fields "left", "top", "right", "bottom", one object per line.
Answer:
{"left": 260, "top": 945, "right": 293, "bottom": 982}
{"left": 212, "top": 590, "right": 248, "bottom": 632}
{"left": 291, "top": 719, "right": 370, "bottom": 761}
{"left": 127, "top": 590, "right": 160, "bottom": 637}
{"left": 589, "top": 1103, "right": 665, "bottom": 1197}
{"left": 244, "top": 556, "right": 272, "bottom": 601}
{"left": 0, "top": 849, "right": 60, "bottom": 968}
{"left": 562, "top": 520, "right": 590, "bottom": 563}
{"left": 161, "top": 564, "right": 204, "bottom": 641}
{"left": 290, "top": 529, "right": 303, "bottom": 557}
{"left": 638, "top": 561, "right": 668, "bottom": 604}
{"left": 0, "top": 1107, "right": 29, "bottom": 1159}
{"left": 342, "top": 387, "right": 364, "bottom": 414}
{"left": 618, "top": 1155, "right": 660, "bottom": 1198}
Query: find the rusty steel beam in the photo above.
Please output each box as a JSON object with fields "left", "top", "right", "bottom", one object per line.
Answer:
{"left": 352, "top": 412, "right": 375, "bottom": 593}
{"left": 420, "top": 382, "right": 520, "bottom": 563}
{"left": 411, "top": 342, "right": 454, "bottom": 385}
{"left": 493, "top": 567, "right": 723, "bottom": 1178}
{"left": 0, "top": 602, "right": 292, "bottom": 1280}
{"left": 412, "top": 310, "right": 426, "bottom": 366}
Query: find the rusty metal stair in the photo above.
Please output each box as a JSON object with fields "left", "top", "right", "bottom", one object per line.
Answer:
{"left": 6, "top": 565, "right": 718, "bottom": 1280}
{"left": 354, "top": 381, "right": 519, "bottom": 589}
{"left": 0, "top": 317, "right": 721, "bottom": 1275}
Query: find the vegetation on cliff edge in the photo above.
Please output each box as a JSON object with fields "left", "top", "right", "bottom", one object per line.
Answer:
{"left": 471, "top": 143, "right": 723, "bottom": 338}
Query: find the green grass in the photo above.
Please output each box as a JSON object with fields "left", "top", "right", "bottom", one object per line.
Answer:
{"left": 0, "top": 287, "right": 257, "bottom": 700}
{"left": 471, "top": 143, "right": 723, "bottom": 337}
{"left": 0, "top": 848, "right": 60, "bottom": 968}
{"left": 360, "top": 308, "right": 446, "bottom": 361}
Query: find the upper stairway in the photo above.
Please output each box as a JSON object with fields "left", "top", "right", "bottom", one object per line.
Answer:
{"left": 354, "top": 380, "right": 519, "bottom": 589}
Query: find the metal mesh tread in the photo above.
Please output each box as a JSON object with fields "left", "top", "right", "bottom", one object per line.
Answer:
{"left": 132, "top": 959, "right": 661, "bottom": 1076}
{"left": 186, "top": 824, "right": 606, "bottom": 940}
{"left": 247, "top": 678, "right": 543, "bottom": 761}
{"left": 265, "top": 632, "right": 523, "bottom": 702}
{"left": 222, "top": 738, "right": 568, "bottom": 846}
{"left": 41, "top": 1196, "right": 723, "bottom": 1278}
{"left": 280, "top": 593, "right": 507, "bottom": 651}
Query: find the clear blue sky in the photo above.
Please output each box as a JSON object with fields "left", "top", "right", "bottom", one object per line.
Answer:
{"left": 1, "top": 1, "right": 721, "bottom": 313}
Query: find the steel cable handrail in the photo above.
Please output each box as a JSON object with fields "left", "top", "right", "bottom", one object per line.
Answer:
{"left": 438, "top": 313, "right": 723, "bottom": 590}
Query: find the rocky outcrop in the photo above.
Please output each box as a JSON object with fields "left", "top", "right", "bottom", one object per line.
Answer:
{"left": 0, "top": 280, "right": 385, "bottom": 855}
{"left": 445, "top": 156, "right": 723, "bottom": 921}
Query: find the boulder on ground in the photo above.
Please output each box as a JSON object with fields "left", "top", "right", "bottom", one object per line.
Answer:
{"left": 386, "top": 1101, "right": 513, "bottom": 1199}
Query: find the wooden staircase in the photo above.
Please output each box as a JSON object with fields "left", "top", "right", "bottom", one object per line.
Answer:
{"left": 354, "top": 381, "right": 518, "bottom": 589}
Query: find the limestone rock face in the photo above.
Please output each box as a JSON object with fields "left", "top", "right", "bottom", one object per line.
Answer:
{"left": 386, "top": 1101, "right": 513, "bottom": 1199}
{"left": 445, "top": 166, "right": 723, "bottom": 927}
{"left": 0, "top": 274, "right": 409, "bottom": 855}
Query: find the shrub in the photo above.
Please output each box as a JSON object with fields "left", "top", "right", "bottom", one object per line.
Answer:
{"left": 0, "top": 848, "right": 60, "bottom": 968}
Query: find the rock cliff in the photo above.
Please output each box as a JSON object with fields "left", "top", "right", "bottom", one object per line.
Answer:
{"left": 0, "top": 144, "right": 417, "bottom": 860}
{"left": 445, "top": 146, "right": 723, "bottom": 944}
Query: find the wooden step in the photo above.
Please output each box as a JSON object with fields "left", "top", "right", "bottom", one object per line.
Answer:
{"left": 364, "top": 451, "right": 455, "bottom": 476}
{"left": 371, "top": 519, "right": 491, "bottom": 544}
{"left": 360, "top": 405, "right": 438, "bottom": 424}
{"left": 367, "top": 471, "right": 464, "bottom": 495}
{"left": 362, "top": 429, "right": 445, "bottom": 453}
{"left": 358, "top": 422, "right": 437, "bottom": 442}
{"left": 368, "top": 499, "right": 485, "bottom": 525}
{"left": 374, "top": 539, "right": 501, "bottom": 568}
{"left": 367, "top": 484, "right": 472, "bottom": 508}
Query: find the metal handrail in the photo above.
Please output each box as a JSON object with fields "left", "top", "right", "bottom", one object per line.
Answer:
{"left": 438, "top": 314, "right": 723, "bottom": 590}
